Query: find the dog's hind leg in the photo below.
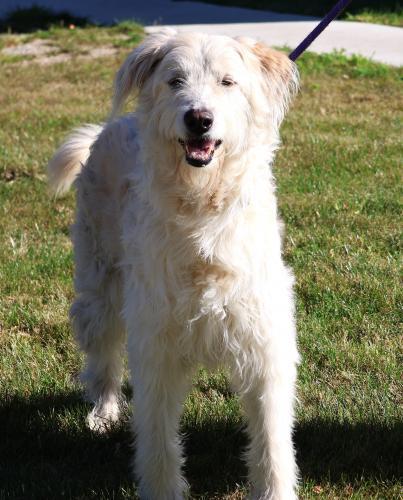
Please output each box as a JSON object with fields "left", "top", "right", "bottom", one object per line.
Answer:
{"left": 71, "top": 288, "right": 125, "bottom": 432}
{"left": 70, "top": 200, "right": 126, "bottom": 432}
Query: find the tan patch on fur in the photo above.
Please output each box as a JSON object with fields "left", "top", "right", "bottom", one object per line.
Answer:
{"left": 191, "top": 261, "right": 234, "bottom": 292}
{"left": 176, "top": 196, "right": 192, "bottom": 215}
{"left": 252, "top": 43, "right": 294, "bottom": 86}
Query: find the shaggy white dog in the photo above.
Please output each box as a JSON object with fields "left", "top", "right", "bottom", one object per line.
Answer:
{"left": 48, "top": 30, "right": 300, "bottom": 500}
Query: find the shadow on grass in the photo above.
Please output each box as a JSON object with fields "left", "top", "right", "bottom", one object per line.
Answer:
{"left": 0, "top": 391, "right": 401, "bottom": 497}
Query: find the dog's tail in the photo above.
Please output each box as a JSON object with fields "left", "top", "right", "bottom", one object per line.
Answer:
{"left": 47, "top": 124, "right": 103, "bottom": 197}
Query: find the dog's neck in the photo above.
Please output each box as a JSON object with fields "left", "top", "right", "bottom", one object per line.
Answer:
{"left": 135, "top": 131, "right": 278, "bottom": 220}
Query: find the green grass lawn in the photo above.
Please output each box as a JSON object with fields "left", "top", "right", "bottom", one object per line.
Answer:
{"left": 195, "top": 1, "right": 403, "bottom": 27}
{"left": 0, "top": 25, "right": 402, "bottom": 499}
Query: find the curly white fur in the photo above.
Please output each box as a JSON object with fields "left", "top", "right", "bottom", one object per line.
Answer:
{"left": 48, "top": 31, "right": 300, "bottom": 500}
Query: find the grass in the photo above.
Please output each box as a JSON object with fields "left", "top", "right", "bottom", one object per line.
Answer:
{"left": 193, "top": 1, "right": 403, "bottom": 27}
{"left": 345, "top": 7, "right": 403, "bottom": 26}
{"left": 1, "top": 24, "right": 402, "bottom": 499}
{"left": 0, "top": 20, "right": 143, "bottom": 55}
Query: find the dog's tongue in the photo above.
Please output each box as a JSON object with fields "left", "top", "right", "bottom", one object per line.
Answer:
{"left": 185, "top": 139, "right": 215, "bottom": 162}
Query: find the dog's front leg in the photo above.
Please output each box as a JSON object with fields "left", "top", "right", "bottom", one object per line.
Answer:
{"left": 232, "top": 308, "right": 299, "bottom": 499}
{"left": 241, "top": 365, "right": 298, "bottom": 500}
{"left": 128, "top": 327, "right": 191, "bottom": 500}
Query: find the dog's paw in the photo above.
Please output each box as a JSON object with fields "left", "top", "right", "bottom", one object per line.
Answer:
{"left": 86, "top": 401, "right": 121, "bottom": 433}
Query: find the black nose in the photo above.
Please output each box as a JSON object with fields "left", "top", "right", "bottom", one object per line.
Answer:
{"left": 184, "top": 109, "right": 213, "bottom": 136}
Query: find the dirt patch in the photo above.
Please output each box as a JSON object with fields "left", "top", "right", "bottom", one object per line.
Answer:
{"left": 86, "top": 47, "right": 117, "bottom": 58}
{"left": 1, "top": 39, "right": 119, "bottom": 65}
{"left": 34, "top": 53, "right": 72, "bottom": 66}
{"left": 2, "top": 39, "right": 55, "bottom": 57}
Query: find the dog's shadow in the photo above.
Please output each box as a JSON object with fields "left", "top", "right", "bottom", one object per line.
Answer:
{"left": 0, "top": 390, "right": 401, "bottom": 498}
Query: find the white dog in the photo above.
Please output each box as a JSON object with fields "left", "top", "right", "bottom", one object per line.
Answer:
{"left": 48, "top": 30, "right": 300, "bottom": 500}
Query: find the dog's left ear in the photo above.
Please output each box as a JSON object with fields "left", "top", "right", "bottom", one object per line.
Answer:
{"left": 237, "top": 38, "right": 299, "bottom": 126}
{"left": 111, "top": 29, "right": 176, "bottom": 118}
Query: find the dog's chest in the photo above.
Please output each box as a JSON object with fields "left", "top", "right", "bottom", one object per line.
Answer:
{"left": 165, "top": 226, "right": 248, "bottom": 327}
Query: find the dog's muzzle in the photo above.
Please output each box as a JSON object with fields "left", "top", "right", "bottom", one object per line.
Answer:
{"left": 179, "top": 108, "right": 222, "bottom": 167}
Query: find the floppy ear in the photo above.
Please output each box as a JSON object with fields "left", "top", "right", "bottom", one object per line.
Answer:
{"left": 253, "top": 42, "right": 299, "bottom": 125}
{"left": 237, "top": 38, "right": 299, "bottom": 126}
{"left": 111, "top": 30, "right": 175, "bottom": 118}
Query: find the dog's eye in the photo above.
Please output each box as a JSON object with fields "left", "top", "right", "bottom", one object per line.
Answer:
{"left": 221, "top": 78, "right": 236, "bottom": 87}
{"left": 169, "top": 78, "right": 185, "bottom": 89}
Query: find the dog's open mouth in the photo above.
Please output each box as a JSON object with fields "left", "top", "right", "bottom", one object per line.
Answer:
{"left": 178, "top": 138, "right": 222, "bottom": 167}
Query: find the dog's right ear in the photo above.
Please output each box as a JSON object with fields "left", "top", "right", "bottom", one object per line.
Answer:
{"left": 111, "top": 30, "right": 175, "bottom": 118}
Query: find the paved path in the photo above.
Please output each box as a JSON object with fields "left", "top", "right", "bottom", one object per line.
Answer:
{"left": 147, "top": 20, "right": 403, "bottom": 66}
{"left": 2, "top": 0, "right": 402, "bottom": 66}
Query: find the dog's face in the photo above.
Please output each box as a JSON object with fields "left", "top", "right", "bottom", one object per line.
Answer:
{"left": 151, "top": 34, "right": 252, "bottom": 168}
{"left": 112, "top": 31, "right": 298, "bottom": 170}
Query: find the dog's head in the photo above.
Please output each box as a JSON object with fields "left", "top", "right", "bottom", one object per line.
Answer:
{"left": 112, "top": 31, "right": 298, "bottom": 170}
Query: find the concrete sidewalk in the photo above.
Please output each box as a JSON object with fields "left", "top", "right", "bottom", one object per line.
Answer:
{"left": 147, "top": 21, "right": 403, "bottom": 66}
{"left": 2, "top": 0, "right": 402, "bottom": 66}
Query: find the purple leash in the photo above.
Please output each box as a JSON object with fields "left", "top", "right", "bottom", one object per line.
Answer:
{"left": 289, "top": 0, "right": 353, "bottom": 61}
